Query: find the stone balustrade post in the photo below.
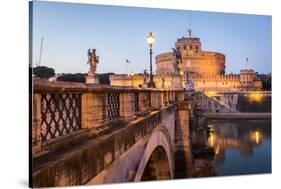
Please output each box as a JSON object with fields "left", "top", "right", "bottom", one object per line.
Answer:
{"left": 169, "top": 91, "right": 172, "bottom": 103}
{"left": 81, "top": 92, "right": 107, "bottom": 129}
{"left": 164, "top": 91, "right": 169, "bottom": 106}
{"left": 167, "top": 91, "right": 171, "bottom": 104}
{"left": 151, "top": 91, "right": 161, "bottom": 110}
{"left": 32, "top": 93, "right": 42, "bottom": 152}
{"left": 139, "top": 91, "right": 150, "bottom": 112}
{"left": 171, "top": 91, "right": 175, "bottom": 102}
{"left": 119, "top": 92, "right": 134, "bottom": 119}
{"left": 159, "top": 91, "right": 165, "bottom": 108}
{"left": 177, "top": 91, "right": 185, "bottom": 101}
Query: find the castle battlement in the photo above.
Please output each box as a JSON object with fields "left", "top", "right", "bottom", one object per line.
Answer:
{"left": 190, "top": 74, "right": 240, "bottom": 81}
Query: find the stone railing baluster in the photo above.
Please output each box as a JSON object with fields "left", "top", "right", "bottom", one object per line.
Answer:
{"left": 32, "top": 94, "right": 42, "bottom": 152}
{"left": 119, "top": 92, "right": 134, "bottom": 119}
{"left": 81, "top": 92, "right": 107, "bottom": 129}
{"left": 139, "top": 91, "right": 150, "bottom": 112}
{"left": 151, "top": 91, "right": 161, "bottom": 110}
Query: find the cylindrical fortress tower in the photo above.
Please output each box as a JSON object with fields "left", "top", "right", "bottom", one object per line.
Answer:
{"left": 156, "top": 32, "right": 225, "bottom": 76}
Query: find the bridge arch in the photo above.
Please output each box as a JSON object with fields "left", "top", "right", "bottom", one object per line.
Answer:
{"left": 134, "top": 125, "right": 174, "bottom": 181}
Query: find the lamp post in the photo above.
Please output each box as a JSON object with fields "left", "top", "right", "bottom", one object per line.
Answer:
{"left": 146, "top": 32, "right": 156, "bottom": 88}
{"left": 129, "top": 71, "right": 135, "bottom": 87}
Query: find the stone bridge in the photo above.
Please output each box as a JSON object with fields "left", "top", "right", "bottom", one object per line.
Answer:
{"left": 31, "top": 80, "right": 195, "bottom": 187}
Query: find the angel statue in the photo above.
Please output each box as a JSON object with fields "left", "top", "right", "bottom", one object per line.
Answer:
{"left": 172, "top": 48, "right": 182, "bottom": 74}
{"left": 143, "top": 69, "right": 149, "bottom": 87}
{"left": 87, "top": 48, "right": 99, "bottom": 73}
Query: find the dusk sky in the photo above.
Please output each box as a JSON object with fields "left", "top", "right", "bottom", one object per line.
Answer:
{"left": 32, "top": 1, "right": 272, "bottom": 74}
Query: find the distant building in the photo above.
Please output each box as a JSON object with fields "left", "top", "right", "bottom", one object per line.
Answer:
{"left": 156, "top": 34, "right": 225, "bottom": 77}
{"left": 110, "top": 29, "right": 262, "bottom": 92}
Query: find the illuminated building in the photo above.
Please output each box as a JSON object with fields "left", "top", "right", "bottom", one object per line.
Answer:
{"left": 110, "top": 29, "right": 262, "bottom": 92}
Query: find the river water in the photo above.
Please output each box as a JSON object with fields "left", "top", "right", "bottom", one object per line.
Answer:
{"left": 206, "top": 119, "right": 271, "bottom": 176}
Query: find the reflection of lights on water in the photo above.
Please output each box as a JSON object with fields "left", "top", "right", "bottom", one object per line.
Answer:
{"left": 209, "top": 132, "right": 216, "bottom": 146}
{"left": 215, "top": 146, "right": 220, "bottom": 154}
{"left": 250, "top": 130, "right": 263, "bottom": 144}
{"left": 255, "top": 131, "right": 260, "bottom": 144}
{"left": 210, "top": 134, "right": 214, "bottom": 146}
{"left": 208, "top": 125, "right": 215, "bottom": 132}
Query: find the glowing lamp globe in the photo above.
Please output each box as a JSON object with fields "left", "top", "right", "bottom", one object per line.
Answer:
{"left": 146, "top": 32, "right": 155, "bottom": 45}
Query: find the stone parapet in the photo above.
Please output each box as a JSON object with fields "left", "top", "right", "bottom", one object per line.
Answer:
{"left": 150, "top": 91, "right": 161, "bottom": 110}
{"left": 81, "top": 92, "right": 107, "bottom": 129}
{"left": 119, "top": 92, "right": 135, "bottom": 119}
{"left": 32, "top": 94, "right": 42, "bottom": 153}
{"left": 139, "top": 91, "right": 151, "bottom": 112}
{"left": 32, "top": 80, "right": 187, "bottom": 153}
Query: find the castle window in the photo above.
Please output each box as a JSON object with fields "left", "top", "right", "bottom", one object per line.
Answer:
{"left": 196, "top": 45, "right": 199, "bottom": 49}
{"left": 184, "top": 45, "right": 186, "bottom": 49}
{"left": 190, "top": 45, "right": 192, "bottom": 49}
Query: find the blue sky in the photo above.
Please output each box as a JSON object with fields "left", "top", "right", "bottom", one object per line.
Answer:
{"left": 32, "top": 1, "right": 272, "bottom": 74}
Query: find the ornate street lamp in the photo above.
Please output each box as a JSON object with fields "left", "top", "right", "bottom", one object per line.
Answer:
{"left": 146, "top": 32, "right": 156, "bottom": 88}
{"left": 129, "top": 71, "right": 135, "bottom": 87}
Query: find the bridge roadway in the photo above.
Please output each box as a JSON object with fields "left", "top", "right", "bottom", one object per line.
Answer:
{"left": 31, "top": 80, "right": 194, "bottom": 187}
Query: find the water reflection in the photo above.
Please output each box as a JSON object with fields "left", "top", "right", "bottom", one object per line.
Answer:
{"left": 207, "top": 119, "right": 271, "bottom": 176}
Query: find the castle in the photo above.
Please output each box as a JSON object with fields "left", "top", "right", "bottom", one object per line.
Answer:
{"left": 110, "top": 29, "right": 262, "bottom": 92}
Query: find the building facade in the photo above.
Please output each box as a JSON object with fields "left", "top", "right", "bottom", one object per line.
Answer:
{"left": 156, "top": 35, "right": 225, "bottom": 77}
{"left": 110, "top": 30, "right": 262, "bottom": 92}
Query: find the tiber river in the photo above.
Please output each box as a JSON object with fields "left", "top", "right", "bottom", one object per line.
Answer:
{"left": 191, "top": 94, "right": 271, "bottom": 177}
{"left": 207, "top": 119, "right": 271, "bottom": 176}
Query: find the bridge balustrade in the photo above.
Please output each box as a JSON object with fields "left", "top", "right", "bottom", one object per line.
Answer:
{"left": 107, "top": 93, "right": 120, "bottom": 120}
{"left": 32, "top": 80, "right": 187, "bottom": 153}
{"left": 134, "top": 92, "right": 139, "bottom": 112}
{"left": 40, "top": 93, "right": 82, "bottom": 142}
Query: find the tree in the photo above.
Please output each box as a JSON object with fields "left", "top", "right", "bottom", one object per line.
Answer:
{"left": 33, "top": 66, "right": 55, "bottom": 78}
{"left": 56, "top": 73, "right": 115, "bottom": 84}
{"left": 57, "top": 73, "right": 86, "bottom": 83}
{"left": 98, "top": 73, "right": 114, "bottom": 84}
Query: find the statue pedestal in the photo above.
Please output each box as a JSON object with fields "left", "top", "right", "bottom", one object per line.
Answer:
{"left": 170, "top": 74, "right": 183, "bottom": 89}
{"left": 86, "top": 72, "right": 99, "bottom": 84}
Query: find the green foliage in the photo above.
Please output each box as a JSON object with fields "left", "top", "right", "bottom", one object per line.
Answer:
{"left": 33, "top": 66, "right": 55, "bottom": 78}
{"left": 57, "top": 73, "right": 86, "bottom": 83}
{"left": 261, "top": 79, "right": 271, "bottom": 91}
{"left": 98, "top": 73, "right": 114, "bottom": 84}
{"left": 56, "top": 73, "right": 115, "bottom": 84}
{"left": 258, "top": 74, "right": 271, "bottom": 91}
